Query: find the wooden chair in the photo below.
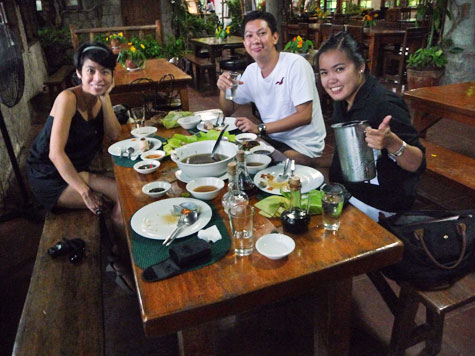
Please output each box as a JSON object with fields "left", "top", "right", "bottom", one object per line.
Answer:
{"left": 382, "top": 27, "right": 427, "bottom": 93}
{"left": 368, "top": 270, "right": 475, "bottom": 356}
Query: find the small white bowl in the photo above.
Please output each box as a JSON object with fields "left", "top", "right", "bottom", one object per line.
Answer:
{"left": 256, "top": 233, "right": 295, "bottom": 260}
{"left": 186, "top": 177, "right": 225, "bottom": 200}
{"left": 133, "top": 160, "right": 160, "bottom": 174}
{"left": 142, "top": 181, "right": 171, "bottom": 198}
{"left": 140, "top": 149, "right": 166, "bottom": 161}
{"left": 250, "top": 145, "right": 275, "bottom": 156}
{"left": 245, "top": 154, "right": 272, "bottom": 175}
{"left": 178, "top": 115, "right": 201, "bottom": 130}
{"left": 235, "top": 133, "right": 258, "bottom": 143}
{"left": 131, "top": 126, "right": 157, "bottom": 138}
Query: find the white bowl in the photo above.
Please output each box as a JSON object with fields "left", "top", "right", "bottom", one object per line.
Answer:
{"left": 186, "top": 177, "right": 225, "bottom": 200}
{"left": 178, "top": 115, "right": 201, "bottom": 130}
{"left": 245, "top": 154, "right": 272, "bottom": 175}
{"left": 235, "top": 133, "right": 258, "bottom": 143}
{"left": 131, "top": 126, "right": 157, "bottom": 138}
{"left": 140, "top": 149, "right": 166, "bottom": 161}
{"left": 171, "top": 140, "right": 238, "bottom": 178}
{"left": 250, "top": 145, "right": 275, "bottom": 155}
{"left": 142, "top": 181, "right": 171, "bottom": 198}
{"left": 256, "top": 233, "right": 295, "bottom": 260}
{"left": 133, "top": 160, "right": 160, "bottom": 174}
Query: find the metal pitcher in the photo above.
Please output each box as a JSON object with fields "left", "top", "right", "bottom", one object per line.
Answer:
{"left": 331, "top": 120, "right": 376, "bottom": 182}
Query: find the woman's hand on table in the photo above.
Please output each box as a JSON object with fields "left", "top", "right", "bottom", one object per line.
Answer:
{"left": 235, "top": 116, "right": 258, "bottom": 134}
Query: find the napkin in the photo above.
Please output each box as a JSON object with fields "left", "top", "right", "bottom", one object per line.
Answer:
{"left": 197, "top": 225, "right": 222, "bottom": 243}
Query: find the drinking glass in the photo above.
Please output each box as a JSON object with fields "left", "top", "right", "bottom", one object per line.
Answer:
{"left": 229, "top": 205, "right": 254, "bottom": 256}
{"left": 225, "top": 72, "right": 240, "bottom": 100}
{"left": 321, "top": 184, "right": 345, "bottom": 231}
{"left": 131, "top": 106, "right": 145, "bottom": 128}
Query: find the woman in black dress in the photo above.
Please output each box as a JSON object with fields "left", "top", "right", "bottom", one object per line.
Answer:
{"left": 316, "top": 32, "right": 426, "bottom": 221}
{"left": 27, "top": 42, "right": 133, "bottom": 292}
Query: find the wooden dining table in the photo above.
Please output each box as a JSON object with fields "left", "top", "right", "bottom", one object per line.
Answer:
{"left": 111, "top": 58, "right": 192, "bottom": 110}
{"left": 112, "top": 123, "right": 403, "bottom": 355}
{"left": 190, "top": 35, "right": 245, "bottom": 67}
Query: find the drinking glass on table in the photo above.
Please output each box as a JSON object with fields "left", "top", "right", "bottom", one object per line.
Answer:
{"left": 229, "top": 205, "right": 254, "bottom": 256}
{"left": 131, "top": 106, "right": 145, "bottom": 128}
{"left": 225, "top": 72, "right": 240, "bottom": 100}
{"left": 321, "top": 183, "right": 345, "bottom": 231}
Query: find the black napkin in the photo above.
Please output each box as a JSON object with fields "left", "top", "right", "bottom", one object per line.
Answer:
{"left": 142, "top": 238, "right": 211, "bottom": 282}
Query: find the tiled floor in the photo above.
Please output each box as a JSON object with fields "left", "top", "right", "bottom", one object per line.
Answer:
{"left": 1, "top": 85, "right": 474, "bottom": 356}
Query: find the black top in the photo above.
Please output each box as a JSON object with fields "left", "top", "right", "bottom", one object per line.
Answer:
{"left": 27, "top": 109, "right": 104, "bottom": 180}
{"left": 329, "top": 75, "right": 426, "bottom": 212}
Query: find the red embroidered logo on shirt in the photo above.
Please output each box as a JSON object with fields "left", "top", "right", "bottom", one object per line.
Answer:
{"left": 275, "top": 77, "right": 284, "bottom": 85}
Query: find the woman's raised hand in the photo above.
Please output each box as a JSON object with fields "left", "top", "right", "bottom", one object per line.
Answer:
{"left": 365, "top": 115, "right": 398, "bottom": 150}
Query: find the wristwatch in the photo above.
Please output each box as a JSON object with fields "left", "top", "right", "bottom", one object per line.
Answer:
{"left": 388, "top": 140, "right": 407, "bottom": 159}
{"left": 257, "top": 123, "right": 266, "bottom": 136}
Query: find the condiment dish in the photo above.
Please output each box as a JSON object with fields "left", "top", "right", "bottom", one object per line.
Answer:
{"left": 133, "top": 160, "right": 160, "bottom": 174}
{"left": 142, "top": 181, "right": 171, "bottom": 198}
{"left": 235, "top": 133, "right": 257, "bottom": 143}
{"left": 186, "top": 177, "right": 225, "bottom": 200}
{"left": 256, "top": 233, "right": 295, "bottom": 260}
{"left": 140, "top": 149, "right": 166, "bottom": 161}
{"left": 178, "top": 115, "right": 201, "bottom": 130}
{"left": 250, "top": 145, "right": 274, "bottom": 156}
{"left": 245, "top": 154, "right": 272, "bottom": 175}
{"left": 131, "top": 126, "right": 157, "bottom": 138}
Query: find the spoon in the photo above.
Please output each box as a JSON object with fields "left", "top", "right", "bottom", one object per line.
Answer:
{"left": 162, "top": 210, "right": 199, "bottom": 246}
{"left": 210, "top": 124, "right": 229, "bottom": 161}
{"left": 277, "top": 158, "right": 291, "bottom": 182}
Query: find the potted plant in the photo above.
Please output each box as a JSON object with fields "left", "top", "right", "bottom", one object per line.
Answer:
{"left": 117, "top": 44, "right": 147, "bottom": 71}
{"left": 406, "top": 0, "right": 460, "bottom": 89}
{"left": 284, "top": 35, "right": 314, "bottom": 57}
{"left": 107, "top": 32, "right": 126, "bottom": 48}
{"left": 362, "top": 12, "right": 378, "bottom": 32}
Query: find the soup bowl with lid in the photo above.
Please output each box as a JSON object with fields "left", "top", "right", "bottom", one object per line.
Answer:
{"left": 186, "top": 177, "right": 225, "bottom": 200}
{"left": 171, "top": 140, "right": 238, "bottom": 178}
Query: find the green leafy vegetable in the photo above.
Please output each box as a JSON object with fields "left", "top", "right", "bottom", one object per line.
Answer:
{"left": 160, "top": 111, "right": 194, "bottom": 129}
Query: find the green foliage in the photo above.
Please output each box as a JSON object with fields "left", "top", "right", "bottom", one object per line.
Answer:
{"left": 227, "top": 0, "right": 243, "bottom": 35}
{"left": 284, "top": 35, "right": 313, "bottom": 54}
{"left": 129, "top": 35, "right": 162, "bottom": 58}
{"left": 38, "top": 27, "right": 70, "bottom": 47}
{"left": 159, "top": 35, "right": 187, "bottom": 59}
{"left": 94, "top": 33, "right": 108, "bottom": 44}
{"left": 344, "top": 3, "right": 361, "bottom": 16}
{"left": 116, "top": 45, "right": 147, "bottom": 68}
{"left": 406, "top": 47, "right": 447, "bottom": 69}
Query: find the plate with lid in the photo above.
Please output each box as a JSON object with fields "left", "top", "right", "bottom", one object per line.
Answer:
{"left": 130, "top": 197, "right": 212, "bottom": 240}
{"left": 253, "top": 164, "right": 324, "bottom": 195}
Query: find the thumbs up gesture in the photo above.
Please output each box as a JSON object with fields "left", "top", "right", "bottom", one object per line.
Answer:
{"left": 365, "top": 115, "right": 394, "bottom": 150}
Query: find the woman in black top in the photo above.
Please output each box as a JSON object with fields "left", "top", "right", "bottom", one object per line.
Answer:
{"left": 27, "top": 43, "right": 133, "bottom": 291}
{"left": 316, "top": 32, "right": 425, "bottom": 220}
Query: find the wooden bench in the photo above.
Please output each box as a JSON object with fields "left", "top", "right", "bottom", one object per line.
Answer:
{"left": 13, "top": 209, "right": 103, "bottom": 356}
{"left": 44, "top": 64, "right": 75, "bottom": 104}
{"left": 185, "top": 53, "right": 216, "bottom": 94}
{"left": 369, "top": 270, "right": 475, "bottom": 356}
{"left": 421, "top": 138, "right": 475, "bottom": 191}
{"left": 69, "top": 21, "right": 163, "bottom": 50}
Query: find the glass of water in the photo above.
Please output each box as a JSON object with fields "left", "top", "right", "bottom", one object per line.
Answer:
{"left": 131, "top": 106, "right": 145, "bottom": 128}
{"left": 225, "top": 71, "right": 240, "bottom": 100}
{"left": 229, "top": 205, "right": 254, "bottom": 256}
{"left": 321, "top": 184, "right": 345, "bottom": 231}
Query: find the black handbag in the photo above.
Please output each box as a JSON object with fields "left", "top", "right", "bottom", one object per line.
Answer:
{"left": 380, "top": 210, "right": 475, "bottom": 290}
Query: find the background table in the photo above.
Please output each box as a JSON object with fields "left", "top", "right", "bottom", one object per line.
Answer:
{"left": 111, "top": 58, "right": 192, "bottom": 110}
{"left": 365, "top": 28, "right": 405, "bottom": 76}
{"left": 113, "top": 124, "right": 403, "bottom": 356}
{"left": 190, "top": 36, "right": 244, "bottom": 67}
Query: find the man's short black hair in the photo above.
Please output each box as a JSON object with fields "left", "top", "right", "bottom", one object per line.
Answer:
{"left": 242, "top": 11, "right": 278, "bottom": 36}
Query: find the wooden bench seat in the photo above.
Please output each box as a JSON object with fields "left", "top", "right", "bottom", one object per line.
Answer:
{"left": 44, "top": 64, "right": 75, "bottom": 103}
{"left": 421, "top": 138, "right": 475, "bottom": 191}
{"left": 13, "top": 209, "right": 103, "bottom": 356}
{"left": 185, "top": 53, "right": 216, "bottom": 94}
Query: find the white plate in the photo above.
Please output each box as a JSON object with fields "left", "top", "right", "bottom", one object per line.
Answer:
{"left": 193, "top": 109, "right": 223, "bottom": 121}
{"left": 130, "top": 198, "right": 212, "bottom": 240}
{"left": 256, "top": 233, "right": 295, "bottom": 260}
{"left": 197, "top": 117, "right": 237, "bottom": 132}
{"left": 175, "top": 170, "right": 228, "bottom": 184}
{"left": 253, "top": 164, "right": 324, "bottom": 195}
{"left": 107, "top": 138, "right": 162, "bottom": 156}
{"left": 131, "top": 126, "right": 157, "bottom": 138}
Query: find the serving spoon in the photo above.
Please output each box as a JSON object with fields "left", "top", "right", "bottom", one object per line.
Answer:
{"left": 162, "top": 210, "right": 199, "bottom": 246}
{"left": 210, "top": 124, "right": 229, "bottom": 161}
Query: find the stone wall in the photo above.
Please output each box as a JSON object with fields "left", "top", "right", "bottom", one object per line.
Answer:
{"left": 61, "top": 0, "right": 123, "bottom": 28}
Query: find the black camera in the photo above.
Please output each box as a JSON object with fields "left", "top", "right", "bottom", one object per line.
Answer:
{"left": 47, "top": 238, "right": 86, "bottom": 264}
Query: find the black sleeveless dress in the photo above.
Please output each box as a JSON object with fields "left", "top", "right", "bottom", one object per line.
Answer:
{"left": 27, "top": 109, "right": 104, "bottom": 210}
